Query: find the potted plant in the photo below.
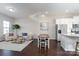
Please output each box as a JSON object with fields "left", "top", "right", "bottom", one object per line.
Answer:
{"left": 12, "top": 24, "right": 21, "bottom": 36}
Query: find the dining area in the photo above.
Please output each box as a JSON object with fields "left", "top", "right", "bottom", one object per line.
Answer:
{"left": 37, "top": 34, "right": 50, "bottom": 49}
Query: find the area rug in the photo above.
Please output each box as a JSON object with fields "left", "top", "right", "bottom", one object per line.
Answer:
{"left": 0, "top": 40, "right": 33, "bottom": 51}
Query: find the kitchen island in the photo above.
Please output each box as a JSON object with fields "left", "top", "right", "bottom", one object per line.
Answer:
{"left": 60, "top": 33, "right": 79, "bottom": 51}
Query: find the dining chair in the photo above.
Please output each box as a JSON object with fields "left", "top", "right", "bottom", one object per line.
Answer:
{"left": 38, "top": 34, "right": 49, "bottom": 49}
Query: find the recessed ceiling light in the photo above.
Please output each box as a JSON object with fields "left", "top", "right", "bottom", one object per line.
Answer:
{"left": 9, "top": 8, "right": 15, "bottom": 12}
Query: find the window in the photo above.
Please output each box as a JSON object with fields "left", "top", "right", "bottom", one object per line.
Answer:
{"left": 3, "top": 21, "right": 10, "bottom": 34}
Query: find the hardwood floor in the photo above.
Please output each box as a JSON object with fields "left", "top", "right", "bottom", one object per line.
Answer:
{"left": 0, "top": 39, "right": 76, "bottom": 56}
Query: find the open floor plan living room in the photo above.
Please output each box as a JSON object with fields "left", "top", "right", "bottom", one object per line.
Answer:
{"left": 0, "top": 3, "right": 79, "bottom": 56}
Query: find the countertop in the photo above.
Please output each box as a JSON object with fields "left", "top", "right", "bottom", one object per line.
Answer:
{"left": 62, "top": 33, "right": 79, "bottom": 37}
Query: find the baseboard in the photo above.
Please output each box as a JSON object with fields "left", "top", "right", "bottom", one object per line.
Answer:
{"left": 33, "top": 38, "right": 56, "bottom": 40}
{"left": 49, "top": 38, "right": 56, "bottom": 40}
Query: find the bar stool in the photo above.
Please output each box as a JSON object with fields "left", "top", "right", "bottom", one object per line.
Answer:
{"left": 75, "top": 42, "right": 79, "bottom": 55}
{"left": 38, "top": 34, "right": 49, "bottom": 49}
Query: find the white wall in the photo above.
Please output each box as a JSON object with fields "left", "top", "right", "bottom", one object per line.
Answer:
{"left": 14, "top": 17, "right": 56, "bottom": 39}
{"left": 0, "top": 13, "right": 14, "bottom": 36}
{"left": 14, "top": 18, "right": 36, "bottom": 36}
{"left": 30, "top": 17, "right": 56, "bottom": 39}
{"left": 33, "top": 17, "right": 56, "bottom": 39}
{"left": 48, "top": 18, "right": 56, "bottom": 39}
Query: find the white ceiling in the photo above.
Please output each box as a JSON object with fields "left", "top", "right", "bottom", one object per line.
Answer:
{"left": 0, "top": 3, "right": 79, "bottom": 19}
